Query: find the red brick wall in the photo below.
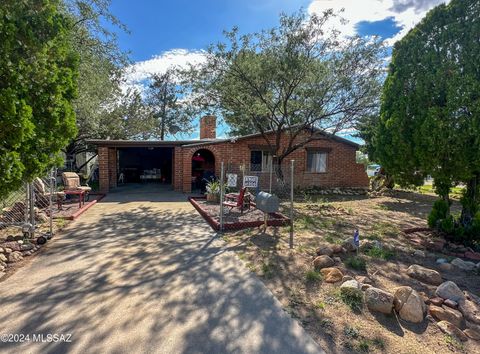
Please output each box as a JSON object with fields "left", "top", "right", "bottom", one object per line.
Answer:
{"left": 199, "top": 115, "right": 216, "bottom": 139}
{"left": 108, "top": 147, "right": 117, "bottom": 189}
{"left": 180, "top": 132, "right": 368, "bottom": 193}
{"left": 173, "top": 147, "right": 183, "bottom": 192}
{"left": 98, "top": 147, "right": 109, "bottom": 193}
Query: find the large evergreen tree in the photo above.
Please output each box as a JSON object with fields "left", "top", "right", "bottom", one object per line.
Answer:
{"left": 0, "top": 0, "right": 78, "bottom": 197}
{"left": 372, "top": 0, "right": 480, "bottom": 237}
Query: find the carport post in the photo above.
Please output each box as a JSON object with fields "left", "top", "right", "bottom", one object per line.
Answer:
{"left": 219, "top": 161, "right": 225, "bottom": 232}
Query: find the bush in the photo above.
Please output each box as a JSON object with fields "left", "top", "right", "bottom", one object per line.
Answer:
{"left": 339, "top": 288, "right": 364, "bottom": 312}
{"left": 305, "top": 270, "right": 322, "bottom": 282}
{"left": 345, "top": 256, "right": 367, "bottom": 271}
{"left": 366, "top": 246, "right": 395, "bottom": 260}
{"left": 428, "top": 199, "right": 449, "bottom": 228}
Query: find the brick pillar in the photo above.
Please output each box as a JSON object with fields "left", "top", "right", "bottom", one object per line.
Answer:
{"left": 173, "top": 147, "right": 183, "bottom": 192}
{"left": 183, "top": 148, "right": 192, "bottom": 193}
{"left": 108, "top": 148, "right": 117, "bottom": 189}
{"left": 98, "top": 147, "right": 109, "bottom": 193}
{"left": 199, "top": 115, "right": 216, "bottom": 139}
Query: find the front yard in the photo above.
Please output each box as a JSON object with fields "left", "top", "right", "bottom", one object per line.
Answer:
{"left": 221, "top": 191, "right": 480, "bottom": 354}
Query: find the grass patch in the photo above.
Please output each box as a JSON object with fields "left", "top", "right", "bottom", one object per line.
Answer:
{"left": 261, "top": 262, "right": 274, "bottom": 278}
{"left": 344, "top": 325, "right": 360, "bottom": 339}
{"left": 315, "top": 301, "right": 326, "bottom": 310}
{"left": 444, "top": 335, "right": 464, "bottom": 350}
{"left": 366, "top": 246, "right": 395, "bottom": 260}
{"left": 305, "top": 270, "right": 322, "bottom": 282}
{"left": 338, "top": 288, "right": 364, "bottom": 312}
{"left": 345, "top": 256, "right": 367, "bottom": 271}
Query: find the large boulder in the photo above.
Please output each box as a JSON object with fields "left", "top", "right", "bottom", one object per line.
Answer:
{"left": 435, "top": 281, "right": 465, "bottom": 303}
{"left": 320, "top": 267, "right": 343, "bottom": 283}
{"left": 0, "top": 253, "right": 7, "bottom": 263}
{"left": 313, "top": 255, "right": 335, "bottom": 270}
{"left": 342, "top": 238, "right": 357, "bottom": 252}
{"left": 429, "top": 305, "right": 465, "bottom": 328}
{"left": 437, "top": 321, "right": 468, "bottom": 342}
{"left": 406, "top": 264, "right": 442, "bottom": 285}
{"left": 394, "top": 286, "right": 426, "bottom": 323}
{"left": 451, "top": 258, "right": 476, "bottom": 271}
{"left": 365, "top": 287, "right": 394, "bottom": 314}
{"left": 1, "top": 241, "right": 22, "bottom": 252}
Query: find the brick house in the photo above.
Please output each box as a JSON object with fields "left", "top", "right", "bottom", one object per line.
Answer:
{"left": 88, "top": 115, "right": 368, "bottom": 194}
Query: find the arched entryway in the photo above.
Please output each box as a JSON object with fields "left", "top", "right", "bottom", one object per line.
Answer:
{"left": 191, "top": 149, "right": 215, "bottom": 192}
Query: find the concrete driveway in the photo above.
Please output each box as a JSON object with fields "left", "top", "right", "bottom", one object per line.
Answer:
{"left": 0, "top": 187, "right": 323, "bottom": 354}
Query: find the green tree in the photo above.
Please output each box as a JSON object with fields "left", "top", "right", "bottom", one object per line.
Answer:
{"left": 372, "top": 0, "right": 480, "bottom": 231}
{"left": 182, "top": 11, "right": 385, "bottom": 180}
{"left": 145, "top": 69, "right": 194, "bottom": 140}
{"left": 0, "top": 0, "right": 78, "bottom": 196}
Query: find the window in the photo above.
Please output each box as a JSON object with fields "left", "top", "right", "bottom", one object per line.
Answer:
{"left": 250, "top": 150, "right": 273, "bottom": 172}
{"left": 307, "top": 151, "right": 327, "bottom": 173}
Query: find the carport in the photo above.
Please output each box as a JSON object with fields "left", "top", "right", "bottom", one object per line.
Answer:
{"left": 88, "top": 139, "right": 192, "bottom": 193}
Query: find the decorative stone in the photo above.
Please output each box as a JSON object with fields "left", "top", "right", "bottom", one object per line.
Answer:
{"left": 451, "top": 258, "right": 476, "bottom": 271}
{"left": 316, "top": 246, "right": 334, "bottom": 257}
{"left": 464, "top": 328, "right": 480, "bottom": 341}
{"left": 320, "top": 267, "right": 344, "bottom": 283}
{"left": 4, "top": 248, "right": 13, "bottom": 254}
{"left": 444, "top": 299, "right": 458, "bottom": 309}
{"left": 393, "top": 286, "right": 426, "bottom": 323}
{"left": 342, "top": 238, "right": 357, "bottom": 252}
{"left": 333, "top": 256, "right": 342, "bottom": 263}
{"left": 438, "top": 263, "right": 453, "bottom": 272}
{"left": 437, "top": 321, "right": 468, "bottom": 342}
{"left": 464, "top": 251, "right": 480, "bottom": 261}
{"left": 0, "top": 247, "right": 4, "bottom": 254}
{"left": 7, "top": 251, "right": 23, "bottom": 263}
{"left": 413, "top": 250, "right": 426, "bottom": 257}
{"left": 0, "top": 254, "right": 7, "bottom": 263}
{"left": 1, "top": 241, "right": 22, "bottom": 252}
{"left": 340, "top": 279, "right": 360, "bottom": 290}
{"left": 435, "top": 281, "right": 465, "bottom": 303}
{"left": 365, "top": 287, "right": 394, "bottom": 314}
{"left": 429, "top": 305, "right": 465, "bottom": 328}
{"left": 342, "top": 275, "right": 353, "bottom": 282}
{"left": 436, "top": 258, "right": 448, "bottom": 264}
{"left": 313, "top": 255, "right": 335, "bottom": 270}
{"left": 430, "top": 297, "right": 444, "bottom": 307}
{"left": 331, "top": 244, "right": 344, "bottom": 254}
{"left": 406, "top": 264, "right": 443, "bottom": 285}
{"left": 356, "top": 276, "right": 374, "bottom": 285}
{"left": 458, "top": 299, "right": 480, "bottom": 325}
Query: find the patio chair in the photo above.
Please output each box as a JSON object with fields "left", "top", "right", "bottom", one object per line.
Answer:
{"left": 33, "top": 177, "right": 65, "bottom": 209}
{"left": 62, "top": 172, "right": 92, "bottom": 200}
{"left": 223, "top": 187, "right": 251, "bottom": 214}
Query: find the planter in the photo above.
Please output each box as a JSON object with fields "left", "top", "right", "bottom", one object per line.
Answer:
{"left": 206, "top": 193, "right": 219, "bottom": 203}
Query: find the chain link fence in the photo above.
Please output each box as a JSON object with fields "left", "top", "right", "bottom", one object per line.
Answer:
{"left": 0, "top": 169, "right": 59, "bottom": 244}
{"left": 215, "top": 160, "right": 295, "bottom": 247}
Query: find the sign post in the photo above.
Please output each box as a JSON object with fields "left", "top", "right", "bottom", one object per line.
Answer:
{"left": 243, "top": 175, "right": 258, "bottom": 188}
{"left": 289, "top": 160, "right": 294, "bottom": 249}
{"left": 219, "top": 162, "right": 225, "bottom": 232}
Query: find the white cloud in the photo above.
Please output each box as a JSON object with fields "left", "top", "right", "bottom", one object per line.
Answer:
{"left": 308, "top": 0, "right": 450, "bottom": 44}
{"left": 123, "top": 49, "right": 206, "bottom": 91}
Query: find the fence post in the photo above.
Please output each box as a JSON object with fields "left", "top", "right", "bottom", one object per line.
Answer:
{"left": 49, "top": 169, "right": 54, "bottom": 237}
{"left": 29, "top": 181, "right": 35, "bottom": 239}
{"left": 269, "top": 156, "right": 273, "bottom": 193}
{"left": 289, "top": 159, "right": 294, "bottom": 249}
{"left": 219, "top": 161, "right": 225, "bottom": 232}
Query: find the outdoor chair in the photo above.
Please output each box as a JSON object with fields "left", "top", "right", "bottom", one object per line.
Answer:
{"left": 223, "top": 187, "right": 251, "bottom": 214}
{"left": 33, "top": 177, "right": 65, "bottom": 209}
{"left": 62, "top": 172, "right": 92, "bottom": 200}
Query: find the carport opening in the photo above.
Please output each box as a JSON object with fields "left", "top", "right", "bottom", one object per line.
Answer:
{"left": 192, "top": 149, "right": 215, "bottom": 192}
{"left": 118, "top": 147, "right": 173, "bottom": 184}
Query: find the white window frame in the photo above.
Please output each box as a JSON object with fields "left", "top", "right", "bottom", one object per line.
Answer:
{"left": 250, "top": 150, "right": 273, "bottom": 172}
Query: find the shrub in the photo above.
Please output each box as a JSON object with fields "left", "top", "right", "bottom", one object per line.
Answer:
{"left": 305, "top": 270, "right": 322, "bottom": 282}
{"left": 428, "top": 199, "right": 449, "bottom": 228}
{"left": 345, "top": 256, "right": 367, "bottom": 271}
{"left": 366, "top": 246, "right": 395, "bottom": 260}
{"left": 339, "top": 287, "right": 364, "bottom": 312}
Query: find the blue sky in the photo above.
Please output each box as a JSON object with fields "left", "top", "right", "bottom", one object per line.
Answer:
{"left": 108, "top": 0, "right": 449, "bottom": 142}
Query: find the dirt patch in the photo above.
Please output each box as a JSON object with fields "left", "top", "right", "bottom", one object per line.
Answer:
{"left": 222, "top": 191, "right": 480, "bottom": 354}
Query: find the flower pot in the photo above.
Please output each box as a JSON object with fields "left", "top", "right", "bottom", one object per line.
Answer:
{"left": 206, "top": 193, "right": 219, "bottom": 203}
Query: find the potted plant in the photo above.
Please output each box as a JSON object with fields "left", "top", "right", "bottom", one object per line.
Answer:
{"left": 205, "top": 180, "right": 224, "bottom": 203}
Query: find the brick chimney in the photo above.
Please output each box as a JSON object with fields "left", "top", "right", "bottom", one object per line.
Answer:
{"left": 199, "top": 115, "right": 216, "bottom": 139}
